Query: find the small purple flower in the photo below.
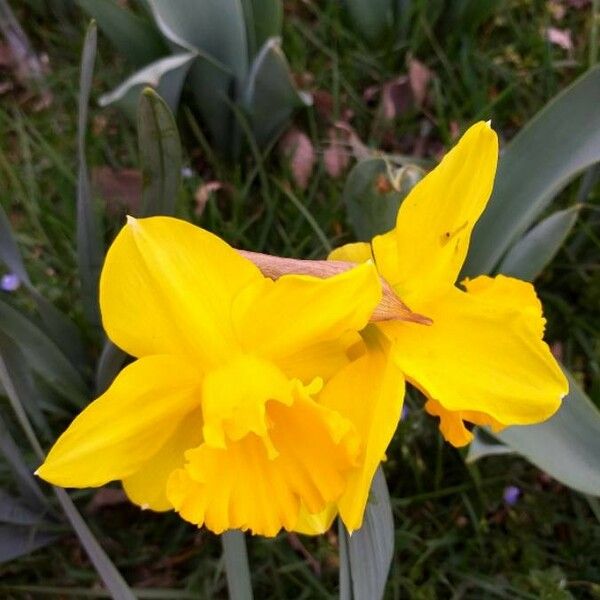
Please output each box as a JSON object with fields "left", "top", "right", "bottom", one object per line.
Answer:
{"left": 1, "top": 273, "right": 20, "bottom": 292}
{"left": 503, "top": 485, "right": 521, "bottom": 506}
{"left": 401, "top": 405, "right": 410, "bottom": 421}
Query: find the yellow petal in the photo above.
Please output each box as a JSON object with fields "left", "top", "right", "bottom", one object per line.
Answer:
{"left": 379, "top": 275, "right": 568, "bottom": 433}
{"left": 232, "top": 261, "right": 381, "bottom": 361}
{"left": 328, "top": 242, "right": 373, "bottom": 263}
{"left": 167, "top": 397, "right": 358, "bottom": 537}
{"left": 200, "top": 354, "right": 295, "bottom": 455}
{"left": 100, "top": 216, "right": 261, "bottom": 364}
{"left": 36, "top": 355, "right": 202, "bottom": 488}
{"left": 122, "top": 408, "right": 203, "bottom": 511}
{"left": 319, "top": 326, "right": 405, "bottom": 531}
{"left": 424, "top": 399, "right": 504, "bottom": 447}
{"left": 277, "top": 332, "right": 362, "bottom": 385}
{"left": 294, "top": 503, "right": 337, "bottom": 535}
{"left": 462, "top": 274, "right": 545, "bottom": 337}
{"left": 374, "top": 122, "right": 498, "bottom": 302}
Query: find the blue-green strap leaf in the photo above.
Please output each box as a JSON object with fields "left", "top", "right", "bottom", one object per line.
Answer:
{"left": 494, "top": 369, "right": 600, "bottom": 497}
{"left": 76, "top": 0, "right": 166, "bottom": 68}
{"left": 465, "top": 65, "right": 600, "bottom": 276}
{"left": 498, "top": 206, "right": 580, "bottom": 281}
{"left": 138, "top": 87, "right": 182, "bottom": 217}
{"left": 339, "top": 467, "right": 394, "bottom": 600}
{"left": 243, "top": 38, "right": 312, "bottom": 149}
{"left": 99, "top": 52, "right": 196, "bottom": 120}
{"left": 241, "top": 0, "right": 283, "bottom": 58}
{"left": 0, "top": 298, "right": 86, "bottom": 405}
{"left": 76, "top": 21, "right": 104, "bottom": 332}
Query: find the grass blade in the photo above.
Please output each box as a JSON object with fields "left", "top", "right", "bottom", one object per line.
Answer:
{"left": 0, "top": 203, "right": 85, "bottom": 367}
{"left": 53, "top": 488, "right": 137, "bottom": 600}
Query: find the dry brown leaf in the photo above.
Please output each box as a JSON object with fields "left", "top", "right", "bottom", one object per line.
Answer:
{"left": 408, "top": 57, "right": 432, "bottom": 106}
{"left": 279, "top": 128, "right": 316, "bottom": 189}
{"left": 546, "top": 26, "right": 574, "bottom": 50}
{"left": 92, "top": 166, "right": 142, "bottom": 216}
{"left": 86, "top": 487, "right": 128, "bottom": 513}
{"left": 323, "top": 127, "right": 350, "bottom": 178}
{"left": 333, "top": 121, "right": 371, "bottom": 161}
{"left": 380, "top": 76, "right": 412, "bottom": 120}
{"left": 194, "top": 181, "right": 223, "bottom": 216}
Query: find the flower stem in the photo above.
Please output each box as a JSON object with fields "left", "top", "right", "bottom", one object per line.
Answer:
{"left": 221, "top": 530, "right": 254, "bottom": 600}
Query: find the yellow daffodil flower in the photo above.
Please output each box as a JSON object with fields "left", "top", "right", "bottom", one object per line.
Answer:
{"left": 36, "top": 216, "right": 404, "bottom": 536}
{"left": 330, "top": 121, "right": 568, "bottom": 446}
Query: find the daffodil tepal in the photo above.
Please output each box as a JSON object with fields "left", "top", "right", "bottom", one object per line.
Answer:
{"left": 36, "top": 216, "right": 406, "bottom": 536}
{"left": 330, "top": 121, "right": 568, "bottom": 446}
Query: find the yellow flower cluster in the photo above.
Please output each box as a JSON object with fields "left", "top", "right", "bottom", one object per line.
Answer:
{"left": 36, "top": 122, "right": 567, "bottom": 537}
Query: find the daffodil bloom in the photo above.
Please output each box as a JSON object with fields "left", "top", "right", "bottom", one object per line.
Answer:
{"left": 36, "top": 217, "right": 405, "bottom": 535}
{"left": 330, "top": 121, "right": 568, "bottom": 446}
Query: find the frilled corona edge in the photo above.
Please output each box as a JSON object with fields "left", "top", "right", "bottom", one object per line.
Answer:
{"left": 238, "top": 250, "right": 433, "bottom": 326}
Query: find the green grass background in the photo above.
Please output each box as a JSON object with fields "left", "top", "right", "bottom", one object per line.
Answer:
{"left": 0, "top": 1, "right": 599, "bottom": 598}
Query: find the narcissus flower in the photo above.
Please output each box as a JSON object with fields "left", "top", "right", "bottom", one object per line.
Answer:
{"left": 330, "top": 121, "right": 568, "bottom": 446}
{"left": 36, "top": 217, "right": 404, "bottom": 535}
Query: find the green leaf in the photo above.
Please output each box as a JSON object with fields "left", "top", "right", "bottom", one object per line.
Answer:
{"left": 99, "top": 52, "right": 196, "bottom": 120}
{"left": 146, "top": 0, "right": 248, "bottom": 156}
{"left": 0, "top": 415, "right": 48, "bottom": 512}
{"left": 0, "top": 329, "right": 135, "bottom": 596}
{"left": 146, "top": 0, "right": 248, "bottom": 83}
{"left": 466, "top": 428, "right": 514, "bottom": 463}
{"left": 0, "top": 490, "right": 48, "bottom": 526}
{"left": 0, "top": 204, "right": 85, "bottom": 369}
{"left": 0, "top": 524, "right": 59, "bottom": 564}
{"left": 221, "top": 530, "right": 254, "bottom": 600}
{"left": 0, "top": 332, "right": 51, "bottom": 442}
{"left": 343, "top": 159, "right": 424, "bottom": 241}
{"left": 339, "top": 468, "right": 394, "bottom": 600}
{"left": 241, "top": 0, "right": 283, "bottom": 57}
{"left": 465, "top": 65, "right": 600, "bottom": 276}
{"left": 498, "top": 206, "right": 580, "bottom": 281}
{"left": 188, "top": 58, "right": 238, "bottom": 156}
{"left": 138, "top": 88, "right": 182, "bottom": 217}
{"left": 0, "top": 298, "right": 86, "bottom": 406}
{"left": 95, "top": 340, "right": 128, "bottom": 396}
{"left": 0, "top": 202, "right": 30, "bottom": 287}
{"left": 76, "top": 0, "right": 166, "bottom": 68}
{"left": 77, "top": 22, "right": 104, "bottom": 332}
{"left": 445, "top": 0, "right": 501, "bottom": 34}
{"left": 344, "top": 0, "right": 394, "bottom": 45}
{"left": 494, "top": 370, "right": 600, "bottom": 496}
{"left": 243, "top": 38, "right": 311, "bottom": 148}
